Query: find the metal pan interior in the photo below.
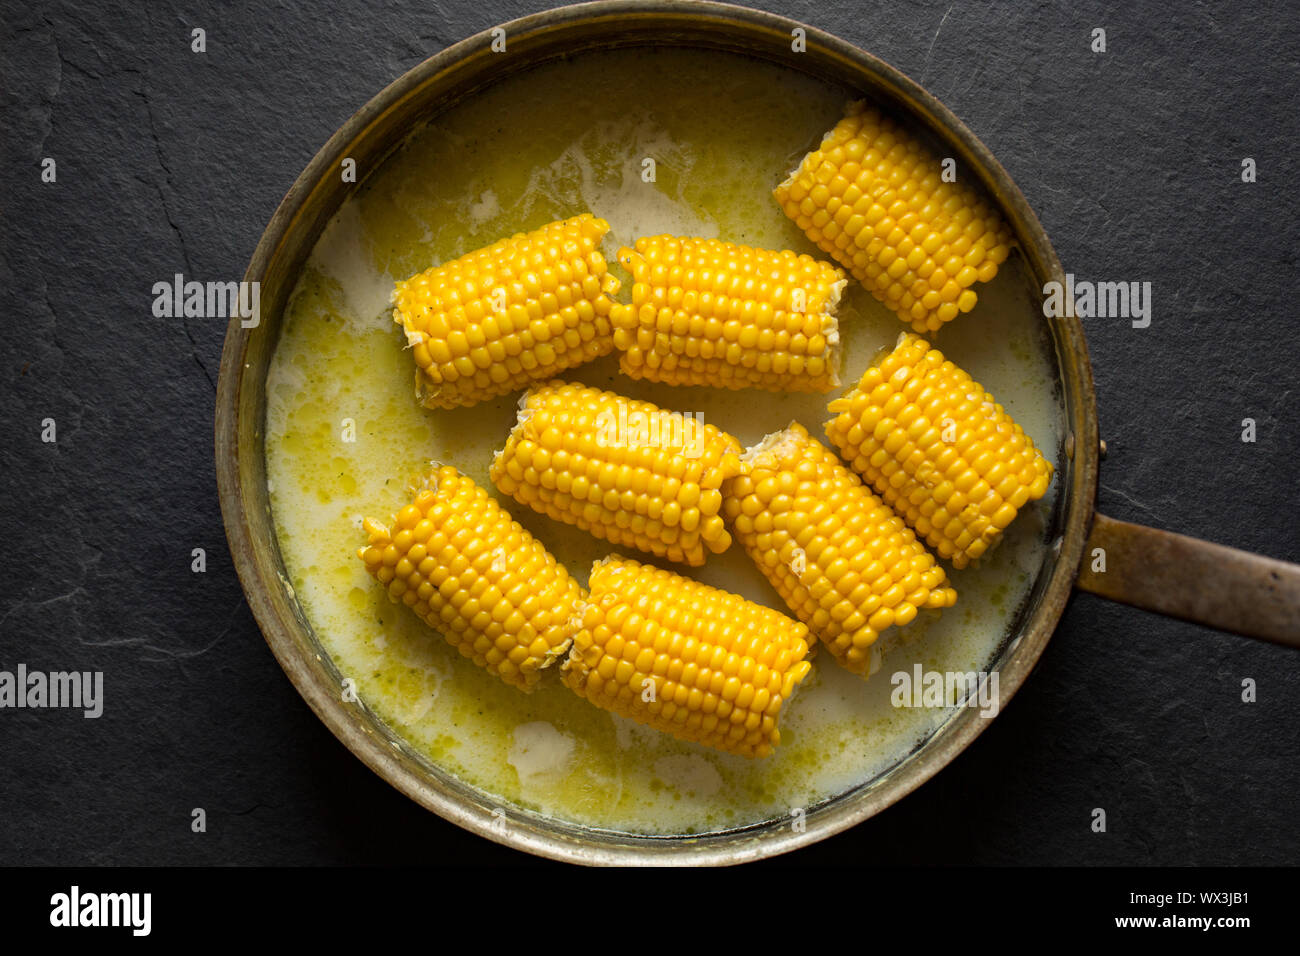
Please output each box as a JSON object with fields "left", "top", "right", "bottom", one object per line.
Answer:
{"left": 217, "top": 1, "right": 1096, "bottom": 864}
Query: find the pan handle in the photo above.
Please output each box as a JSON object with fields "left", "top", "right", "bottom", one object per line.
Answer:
{"left": 1075, "top": 512, "right": 1300, "bottom": 648}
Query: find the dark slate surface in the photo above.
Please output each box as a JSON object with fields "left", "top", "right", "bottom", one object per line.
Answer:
{"left": 2, "top": 0, "right": 1296, "bottom": 866}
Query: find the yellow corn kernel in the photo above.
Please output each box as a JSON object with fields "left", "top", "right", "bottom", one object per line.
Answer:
{"left": 825, "top": 333, "right": 1054, "bottom": 568}
{"left": 357, "top": 465, "right": 584, "bottom": 690}
{"left": 774, "top": 101, "right": 1014, "bottom": 334}
{"left": 723, "top": 422, "right": 956, "bottom": 676}
{"left": 392, "top": 214, "right": 621, "bottom": 408}
{"left": 613, "top": 236, "right": 846, "bottom": 392}
{"left": 562, "top": 555, "right": 813, "bottom": 757}
{"left": 490, "top": 380, "right": 742, "bottom": 566}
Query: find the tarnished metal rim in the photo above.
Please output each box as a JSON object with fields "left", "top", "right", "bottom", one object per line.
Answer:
{"left": 215, "top": 0, "right": 1098, "bottom": 865}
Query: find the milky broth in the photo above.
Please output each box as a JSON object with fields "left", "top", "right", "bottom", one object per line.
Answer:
{"left": 264, "top": 48, "right": 1062, "bottom": 835}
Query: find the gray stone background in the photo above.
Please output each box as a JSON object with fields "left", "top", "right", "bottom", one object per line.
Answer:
{"left": 2, "top": 0, "right": 1296, "bottom": 865}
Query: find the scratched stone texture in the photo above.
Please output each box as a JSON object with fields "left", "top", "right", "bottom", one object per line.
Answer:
{"left": 0, "top": 0, "right": 1296, "bottom": 866}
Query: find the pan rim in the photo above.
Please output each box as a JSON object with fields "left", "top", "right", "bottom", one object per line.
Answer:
{"left": 215, "top": 0, "right": 1098, "bottom": 865}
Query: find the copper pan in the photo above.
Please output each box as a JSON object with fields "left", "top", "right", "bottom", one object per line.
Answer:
{"left": 215, "top": 1, "right": 1300, "bottom": 864}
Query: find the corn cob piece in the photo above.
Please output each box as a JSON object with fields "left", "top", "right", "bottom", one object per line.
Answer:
{"left": 490, "top": 381, "right": 743, "bottom": 566}
{"left": 774, "top": 101, "right": 1014, "bottom": 334}
{"left": 723, "top": 422, "right": 956, "bottom": 676}
{"left": 391, "top": 214, "right": 621, "bottom": 409}
{"left": 357, "top": 465, "right": 584, "bottom": 690}
{"left": 562, "top": 555, "right": 813, "bottom": 757}
{"left": 825, "top": 334, "right": 1053, "bottom": 568}
{"left": 613, "top": 236, "right": 846, "bottom": 392}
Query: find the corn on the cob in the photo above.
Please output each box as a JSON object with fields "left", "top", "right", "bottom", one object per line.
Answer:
{"left": 562, "top": 555, "right": 813, "bottom": 757}
{"left": 490, "top": 381, "right": 743, "bottom": 566}
{"left": 723, "top": 422, "right": 956, "bottom": 676}
{"left": 613, "top": 236, "right": 846, "bottom": 392}
{"left": 357, "top": 465, "right": 584, "bottom": 690}
{"left": 774, "top": 101, "right": 1014, "bottom": 334}
{"left": 391, "top": 214, "right": 621, "bottom": 409}
{"left": 825, "top": 334, "right": 1053, "bottom": 568}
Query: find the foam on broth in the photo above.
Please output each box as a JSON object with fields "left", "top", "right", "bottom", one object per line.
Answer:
{"left": 264, "top": 48, "right": 1062, "bottom": 835}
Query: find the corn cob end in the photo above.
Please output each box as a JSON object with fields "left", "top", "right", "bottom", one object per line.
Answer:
{"left": 774, "top": 101, "right": 1014, "bottom": 334}
{"left": 392, "top": 213, "right": 620, "bottom": 409}
{"left": 489, "top": 381, "right": 742, "bottom": 566}
{"left": 824, "top": 333, "right": 1053, "bottom": 568}
{"left": 358, "top": 465, "right": 584, "bottom": 690}
{"left": 725, "top": 421, "right": 957, "bottom": 677}
{"left": 561, "top": 554, "right": 813, "bottom": 757}
{"left": 612, "top": 236, "right": 846, "bottom": 393}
